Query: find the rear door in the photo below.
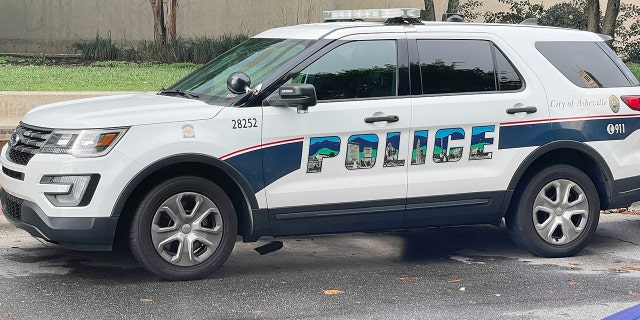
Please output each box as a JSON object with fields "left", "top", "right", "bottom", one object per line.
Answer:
{"left": 405, "top": 33, "right": 550, "bottom": 227}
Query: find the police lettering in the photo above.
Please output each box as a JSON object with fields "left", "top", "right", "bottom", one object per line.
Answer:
{"left": 307, "top": 126, "right": 495, "bottom": 172}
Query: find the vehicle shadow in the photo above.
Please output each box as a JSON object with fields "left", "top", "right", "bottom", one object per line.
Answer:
{"left": 4, "top": 215, "right": 637, "bottom": 281}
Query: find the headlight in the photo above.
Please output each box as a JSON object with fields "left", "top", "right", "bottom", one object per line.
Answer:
{"left": 40, "top": 128, "right": 127, "bottom": 158}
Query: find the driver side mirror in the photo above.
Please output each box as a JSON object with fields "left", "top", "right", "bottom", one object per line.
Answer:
{"left": 266, "top": 84, "right": 317, "bottom": 113}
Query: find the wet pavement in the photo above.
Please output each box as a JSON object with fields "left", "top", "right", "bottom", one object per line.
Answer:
{"left": 0, "top": 213, "right": 639, "bottom": 319}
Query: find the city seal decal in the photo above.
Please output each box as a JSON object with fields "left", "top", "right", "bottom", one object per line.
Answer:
{"left": 9, "top": 131, "right": 19, "bottom": 147}
{"left": 182, "top": 124, "right": 196, "bottom": 138}
{"left": 609, "top": 95, "right": 620, "bottom": 113}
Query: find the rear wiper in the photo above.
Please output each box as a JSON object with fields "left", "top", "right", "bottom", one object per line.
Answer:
{"left": 159, "top": 88, "right": 199, "bottom": 99}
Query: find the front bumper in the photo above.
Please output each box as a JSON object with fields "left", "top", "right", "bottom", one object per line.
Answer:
{"left": 1, "top": 188, "right": 117, "bottom": 251}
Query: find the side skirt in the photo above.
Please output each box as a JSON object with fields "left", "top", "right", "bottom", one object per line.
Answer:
{"left": 266, "top": 191, "right": 507, "bottom": 237}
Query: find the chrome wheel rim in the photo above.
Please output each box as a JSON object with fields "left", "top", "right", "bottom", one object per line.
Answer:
{"left": 151, "top": 192, "right": 223, "bottom": 267}
{"left": 532, "top": 179, "right": 589, "bottom": 245}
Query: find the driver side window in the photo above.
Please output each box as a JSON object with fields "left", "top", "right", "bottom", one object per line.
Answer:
{"left": 292, "top": 40, "right": 398, "bottom": 101}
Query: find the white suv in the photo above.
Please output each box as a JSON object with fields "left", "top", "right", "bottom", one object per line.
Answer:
{"left": 2, "top": 9, "right": 640, "bottom": 280}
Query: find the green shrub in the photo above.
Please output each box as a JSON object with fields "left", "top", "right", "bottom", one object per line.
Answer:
{"left": 69, "top": 33, "right": 120, "bottom": 60}
{"left": 614, "top": 3, "right": 640, "bottom": 63}
{"left": 484, "top": 0, "right": 544, "bottom": 24}
{"left": 124, "top": 34, "right": 248, "bottom": 64}
{"left": 539, "top": 0, "right": 587, "bottom": 29}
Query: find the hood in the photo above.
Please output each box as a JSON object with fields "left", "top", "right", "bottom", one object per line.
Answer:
{"left": 21, "top": 93, "right": 225, "bottom": 129}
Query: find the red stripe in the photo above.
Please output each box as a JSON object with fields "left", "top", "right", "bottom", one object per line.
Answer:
{"left": 501, "top": 113, "right": 640, "bottom": 126}
{"left": 220, "top": 137, "right": 303, "bottom": 160}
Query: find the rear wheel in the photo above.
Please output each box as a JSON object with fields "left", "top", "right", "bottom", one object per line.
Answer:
{"left": 507, "top": 165, "right": 600, "bottom": 257}
{"left": 130, "top": 176, "right": 237, "bottom": 280}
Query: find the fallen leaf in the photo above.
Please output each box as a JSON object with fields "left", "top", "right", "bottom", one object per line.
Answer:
{"left": 3, "top": 312, "right": 12, "bottom": 318}
{"left": 399, "top": 276, "right": 417, "bottom": 281}
{"left": 569, "top": 262, "right": 580, "bottom": 266}
{"left": 544, "top": 263, "right": 558, "bottom": 267}
{"left": 459, "top": 287, "right": 466, "bottom": 291}
{"left": 140, "top": 298, "right": 153, "bottom": 303}
{"left": 547, "top": 290, "right": 556, "bottom": 295}
{"left": 469, "top": 300, "right": 476, "bottom": 304}
{"left": 568, "top": 280, "right": 580, "bottom": 286}
{"left": 624, "top": 266, "right": 640, "bottom": 272}
{"left": 450, "top": 279, "right": 461, "bottom": 283}
{"left": 613, "top": 268, "right": 625, "bottom": 273}
{"left": 569, "top": 293, "right": 579, "bottom": 297}
{"left": 251, "top": 310, "right": 265, "bottom": 315}
{"left": 629, "top": 291, "right": 640, "bottom": 297}
{"left": 323, "top": 289, "right": 344, "bottom": 295}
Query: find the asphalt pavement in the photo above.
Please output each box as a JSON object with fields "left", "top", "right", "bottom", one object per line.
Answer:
{"left": 0, "top": 213, "right": 639, "bottom": 319}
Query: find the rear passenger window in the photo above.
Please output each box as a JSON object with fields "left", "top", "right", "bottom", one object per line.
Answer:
{"left": 292, "top": 40, "right": 397, "bottom": 100}
{"left": 536, "top": 41, "right": 638, "bottom": 88}
{"left": 417, "top": 39, "right": 522, "bottom": 94}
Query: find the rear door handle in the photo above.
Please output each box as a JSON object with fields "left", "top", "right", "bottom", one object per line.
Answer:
{"left": 506, "top": 106, "right": 537, "bottom": 114}
{"left": 364, "top": 115, "right": 399, "bottom": 123}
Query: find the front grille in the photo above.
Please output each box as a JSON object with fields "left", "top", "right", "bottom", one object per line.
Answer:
{"left": 2, "top": 166, "right": 24, "bottom": 180}
{"left": 6, "top": 124, "right": 52, "bottom": 165}
{"left": 8, "top": 148, "right": 34, "bottom": 165}
{"left": 0, "top": 189, "right": 23, "bottom": 221}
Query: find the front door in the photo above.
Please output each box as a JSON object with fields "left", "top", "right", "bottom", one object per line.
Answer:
{"left": 261, "top": 36, "right": 412, "bottom": 235}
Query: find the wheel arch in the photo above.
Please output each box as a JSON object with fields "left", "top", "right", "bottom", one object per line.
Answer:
{"left": 112, "top": 153, "right": 263, "bottom": 245}
{"left": 503, "top": 141, "right": 614, "bottom": 215}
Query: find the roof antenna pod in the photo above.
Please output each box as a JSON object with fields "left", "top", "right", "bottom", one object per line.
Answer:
{"left": 442, "top": 13, "right": 464, "bottom": 22}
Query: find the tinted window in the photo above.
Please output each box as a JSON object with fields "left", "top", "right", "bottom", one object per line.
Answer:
{"left": 536, "top": 41, "right": 636, "bottom": 88}
{"left": 417, "top": 40, "right": 522, "bottom": 94}
{"left": 495, "top": 48, "right": 524, "bottom": 91}
{"left": 292, "top": 40, "right": 397, "bottom": 100}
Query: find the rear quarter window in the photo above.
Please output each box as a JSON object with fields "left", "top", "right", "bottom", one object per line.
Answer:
{"left": 417, "top": 39, "right": 523, "bottom": 95}
{"left": 536, "top": 41, "right": 639, "bottom": 88}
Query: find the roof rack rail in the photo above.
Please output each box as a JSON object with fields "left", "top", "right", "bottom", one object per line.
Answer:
{"left": 323, "top": 8, "right": 423, "bottom": 25}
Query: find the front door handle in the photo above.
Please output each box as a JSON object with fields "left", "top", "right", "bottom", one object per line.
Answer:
{"left": 364, "top": 115, "right": 399, "bottom": 123}
{"left": 506, "top": 106, "right": 537, "bottom": 114}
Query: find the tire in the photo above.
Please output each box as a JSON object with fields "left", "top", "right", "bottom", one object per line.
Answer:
{"left": 506, "top": 164, "right": 600, "bottom": 257}
{"left": 129, "top": 176, "right": 237, "bottom": 280}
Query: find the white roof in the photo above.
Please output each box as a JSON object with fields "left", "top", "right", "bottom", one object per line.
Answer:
{"left": 253, "top": 21, "right": 602, "bottom": 42}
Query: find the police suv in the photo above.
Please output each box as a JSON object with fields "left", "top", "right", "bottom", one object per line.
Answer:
{"left": 2, "top": 8, "right": 640, "bottom": 280}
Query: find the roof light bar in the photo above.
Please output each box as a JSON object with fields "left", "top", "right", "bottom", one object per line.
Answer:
{"left": 323, "top": 8, "right": 421, "bottom": 21}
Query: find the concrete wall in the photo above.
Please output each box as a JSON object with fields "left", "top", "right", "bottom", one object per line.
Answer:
{"left": 0, "top": 0, "right": 424, "bottom": 54}
{"left": 0, "top": 0, "right": 621, "bottom": 54}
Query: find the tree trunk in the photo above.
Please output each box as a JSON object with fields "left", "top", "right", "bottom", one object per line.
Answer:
{"left": 586, "top": 0, "right": 600, "bottom": 33}
{"left": 447, "top": 0, "right": 460, "bottom": 13}
{"left": 166, "top": 0, "right": 178, "bottom": 42}
{"left": 423, "top": 0, "right": 436, "bottom": 21}
{"left": 601, "top": 0, "right": 620, "bottom": 39}
{"left": 150, "top": 0, "right": 166, "bottom": 46}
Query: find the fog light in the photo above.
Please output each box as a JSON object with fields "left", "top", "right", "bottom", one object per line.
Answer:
{"left": 41, "top": 175, "right": 99, "bottom": 207}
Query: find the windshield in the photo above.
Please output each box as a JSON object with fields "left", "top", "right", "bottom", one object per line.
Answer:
{"left": 168, "top": 38, "right": 313, "bottom": 104}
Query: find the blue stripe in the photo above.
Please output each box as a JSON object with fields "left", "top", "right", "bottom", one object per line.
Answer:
{"left": 499, "top": 116, "right": 640, "bottom": 149}
{"left": 224, "top": 141, "right": 303, "bottom": 193}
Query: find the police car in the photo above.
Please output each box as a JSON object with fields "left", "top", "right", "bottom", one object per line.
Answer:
{"left": 2, "top": 8, "right": 640, "bottom": 280}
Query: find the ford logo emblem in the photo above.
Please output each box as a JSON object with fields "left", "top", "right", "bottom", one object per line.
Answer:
{"left": 9, "top": 132, "right": 19, "bottom": 147}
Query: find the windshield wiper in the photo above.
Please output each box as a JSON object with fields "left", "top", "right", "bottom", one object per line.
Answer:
{"left": 159, "top": 88, "right": 200, "bottom": 99}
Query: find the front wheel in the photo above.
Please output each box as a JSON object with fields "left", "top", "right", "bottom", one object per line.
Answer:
{"left": 129, "top": 176, "right": 237, "bottom": 280}
{"left": 506, "top": 165, "right": 600, "bottom": 257}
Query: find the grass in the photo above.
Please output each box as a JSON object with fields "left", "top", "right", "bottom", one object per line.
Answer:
{"left": 0, "top": 58, "right": 638, "bottom": 92}
{"left": 0, "top": 61, "right": 200, "bottom": 91}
